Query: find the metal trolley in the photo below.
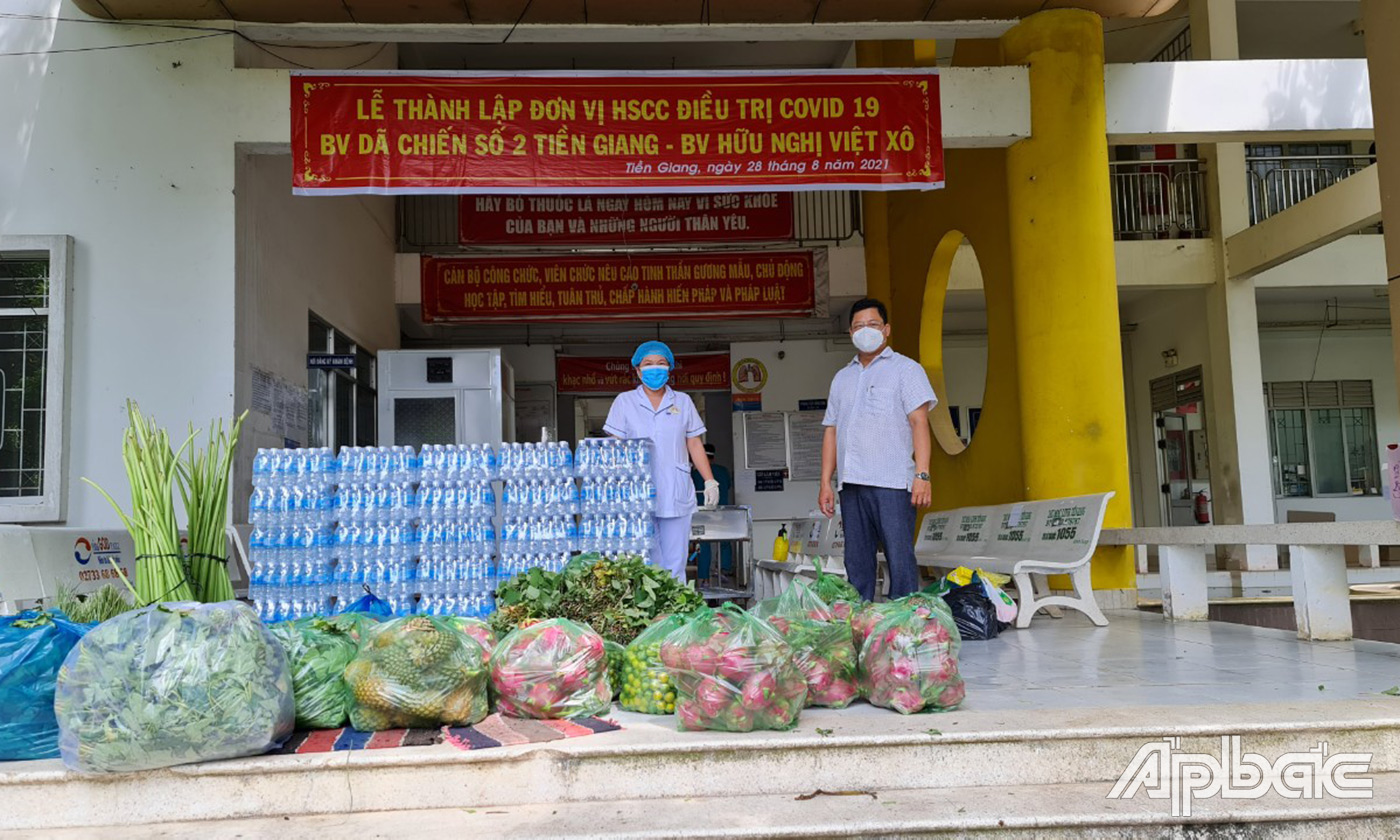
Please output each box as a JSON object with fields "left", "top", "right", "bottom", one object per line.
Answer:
{"left": 688, "top": 505, "right": 754, "bottom": 605}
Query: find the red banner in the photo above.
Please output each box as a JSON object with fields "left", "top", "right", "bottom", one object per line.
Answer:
{"left": 459, "top": 193, "right": 793, "bottom": 246}
{"left": 421, "top": 250, "right": 822, "bottom": 322}
{"left": 292, "top": 70, "right": 942, "bottom": 195}
{"left": 558, "top": 354, "right": 731, "bottom": 394}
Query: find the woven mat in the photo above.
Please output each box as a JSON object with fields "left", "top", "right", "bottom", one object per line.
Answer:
{"left": 443, "top": 713, "right": 621, "bottom": 750}
{"left": 274, "top": 715, "right": 621, "bottom": 754}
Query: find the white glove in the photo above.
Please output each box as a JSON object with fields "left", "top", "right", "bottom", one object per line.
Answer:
{"left": 703, "top": 480, "right": 720, "bottom": 509}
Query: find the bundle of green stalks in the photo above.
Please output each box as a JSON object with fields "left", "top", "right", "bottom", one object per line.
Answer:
{"left": 178, "top": 412, "right": 248, "bottom": 603}
{"left": 84, "top": 401, "right": 248, "bottom": 606}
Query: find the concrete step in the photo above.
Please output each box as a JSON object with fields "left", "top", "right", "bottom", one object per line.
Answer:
{"left": 12, "top": 773, "right": 1400, "bottom": 839}
{"left": 3, "top": 700, "right": 1398, "bottom": 832}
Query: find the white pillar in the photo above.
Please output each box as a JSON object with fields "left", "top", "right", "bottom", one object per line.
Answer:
{"left": 1288, "top": 544, "right": 1353, "bottom": 641}
{"left": 1192, "top": 0, "right": 1279, "bottom": 570}
{"left": 1159, "top": 544, "right": 1210, "bottom": 621}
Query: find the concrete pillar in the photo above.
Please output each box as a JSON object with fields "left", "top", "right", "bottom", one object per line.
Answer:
{"left": 1362, "top": 1, "right": 1400, "bottom": 409}
{"left": 1192, "top": 0, "right": 1279, "bottom": 570}
{"left": 1288, "top": 544, "right": 1353, "bottom": 640}
{"left": 1158, "top": 545, "right": 1210, "bottom": 621}
{"left": 1001, "top": 11, "right": 1135, "bottom": 590}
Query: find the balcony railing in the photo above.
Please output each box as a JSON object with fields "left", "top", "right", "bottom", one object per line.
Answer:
{"left": 1109, "top": 160, "right": 1208, "bottom": 240}
{"left": 1247, "top": 155, "right": 1375, "bottom": 225}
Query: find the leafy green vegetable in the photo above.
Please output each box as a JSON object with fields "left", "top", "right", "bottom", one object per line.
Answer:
{"left": 51, "top": 583, "right": 133, "bottom": 625}
{"left": 270, "top": 615, "right": 369, "bottom": 730}
{"left": 491, "top": 553, "right": 704, "bottom": 645}
{"left": 811, "top": 557, "right": 861, "bottom": 605}
{"left": 54, "top": 601, "right": 294, "bottom": 772}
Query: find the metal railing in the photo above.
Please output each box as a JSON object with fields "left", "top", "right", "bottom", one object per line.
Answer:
{"left": 1109, "top": 160, "right": 1208, "bottom": 240}
{"left": 1247, "top": 155, "right": 1375, "bottom": 225}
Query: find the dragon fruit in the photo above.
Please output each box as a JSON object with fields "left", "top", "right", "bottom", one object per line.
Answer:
{"left": 489, "top": 618, "right": 611, "bottom": 719}
{"left": 662, "top": 604, "right": 806, "bottom": 732}
{"left": 858, "top": 599, "right": 964, "bottom": 715}
{"left": 754, "top": 580, "right": 859, "bottom": 709}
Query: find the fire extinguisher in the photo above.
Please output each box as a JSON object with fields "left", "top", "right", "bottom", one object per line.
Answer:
{"left": 1194, "top": 491, "right": 1211, "bottom": 525}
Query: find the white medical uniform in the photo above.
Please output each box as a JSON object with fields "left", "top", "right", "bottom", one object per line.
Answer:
{"left": 603, "top": 386, "right": 706, "bottom": 582}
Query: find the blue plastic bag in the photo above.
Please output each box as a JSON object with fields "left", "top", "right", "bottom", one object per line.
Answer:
{"left": 338, "top": 588, "right": 393, "bottom": 619}
{"left": 0, "top": 610, "right": 89, "bottom": 761}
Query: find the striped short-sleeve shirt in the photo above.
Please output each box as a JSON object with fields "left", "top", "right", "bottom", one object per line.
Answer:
{"left": 822, "top": 347, "right": 937, "bottom": 491}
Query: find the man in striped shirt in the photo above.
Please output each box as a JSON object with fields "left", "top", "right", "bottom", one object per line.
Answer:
{"left": 819, "top": 298, "right": 937, "bottom": 601}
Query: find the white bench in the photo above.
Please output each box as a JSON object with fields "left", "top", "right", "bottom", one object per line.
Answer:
{"left": 914, "top": 492, "right": 1115, "bottom": 629}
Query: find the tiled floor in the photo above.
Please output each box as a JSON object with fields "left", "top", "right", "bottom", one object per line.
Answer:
{"left": 958, "top": 609, "right": 1400, "bottom": 710}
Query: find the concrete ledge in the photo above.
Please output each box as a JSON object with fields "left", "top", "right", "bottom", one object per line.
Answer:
{"left": 4, "top": 700, "right": 1399, "bottom": 831}
{"left": 1101, "top": 521, "right": 1400, "bottom": 547}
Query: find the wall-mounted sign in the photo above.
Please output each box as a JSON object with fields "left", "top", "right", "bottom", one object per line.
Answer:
{"left": 557, "top": 354, "right": 731, "bottom": 394}
{"left": 421, "top": 250, "right": 824, "bottom": 322}
{"left": 307, "top": 353, "right": 356, "bottom": 369}
{"left": 732, "top": 358, "right": 769, "bottom": 394}
{"left": 459, "top": 193, "right": 793, "bottom": 246}
{"left": 292, "top": 70, "right": 943, "bottom": 195}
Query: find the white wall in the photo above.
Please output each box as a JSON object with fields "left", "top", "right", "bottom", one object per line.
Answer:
{"left": 233, "top": 154, "right": 398, "bottom": 512}
{"left": 1259, "top": 328, "right": 1398, "bottom": 521}
{"left": 0, "top": 10, "right": 285, "bottom": 526}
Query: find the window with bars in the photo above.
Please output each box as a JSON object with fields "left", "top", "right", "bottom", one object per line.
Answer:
{"left": 0, "top": 236, "right": 70, "bottom": 522}
{"left": 1266, "top": 380, "right": 1382, "bottom": 498}
{"left": 308, "top": 314, "right": 377, "bottom": 449}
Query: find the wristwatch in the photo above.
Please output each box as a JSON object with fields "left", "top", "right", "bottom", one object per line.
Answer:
{"left": 914, "top": 472, "right": 930, "bottom": 481}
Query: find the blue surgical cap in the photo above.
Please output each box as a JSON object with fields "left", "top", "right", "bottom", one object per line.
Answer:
{"left": 631, "top": 340, "right": 675, "bottom": 368}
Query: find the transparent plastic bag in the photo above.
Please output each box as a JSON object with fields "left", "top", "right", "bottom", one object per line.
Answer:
{"left": 344, "top": 615, "right": 489, "bottom": 731}
{"left": 851, "top": 592, "right": 953, "bottom": 652}
{"left": 661, "top": 604, "right": 806, "bottom": 732}
{"left": 859, "top": 600, "right": 965, "bottom": 715}
{"left": 619, "top": 614, "right": 688, "bottom": 715}
{"left": 269, "top": 615, "right": 368, "bottom": 730}
{"left": 490, "top": 618, "right": 610, "bottom": 719}
{"left": 604, "top": 640, "right": 625, "bottom": 700}
{"left": 755, "top": 580, "right": 858, "bottom": 708}
{"left": 0, "top": 610, "right": 89, "bottom": 761}
{"left": 55, "top": 601, "right": 294, "bottom": 772}
{"left": 811, "top": 557, "right": 861, "bottom": 604}
{"left": 447, "top": 617, "right": 498, "bottom": 656}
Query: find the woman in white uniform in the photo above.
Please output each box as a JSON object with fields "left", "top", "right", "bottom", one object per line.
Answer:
{"left": 604, "top": 341, "right": 719, "bottom": 582}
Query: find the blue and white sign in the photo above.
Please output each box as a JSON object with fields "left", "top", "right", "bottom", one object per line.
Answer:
{"left": 307, "top": 353, "right": 356, "bottom": 369}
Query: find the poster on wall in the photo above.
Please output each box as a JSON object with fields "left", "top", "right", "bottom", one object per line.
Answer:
{"left": 557, "top": 354, "right": 730, "bottom": 394}
{"left": 422, "top": 250, "right": 825, "bottom": 322}
{"left": 459, "top": 193, "right": 793, "bottom": 246}
{"left": 743, "top": 412, "right": 789, "bottom": 471}
{"left": 786, "top": 413, "right": 826, "bottom": 482}
{"left": 291, "top": 70, "right": 942, "bottom": 195}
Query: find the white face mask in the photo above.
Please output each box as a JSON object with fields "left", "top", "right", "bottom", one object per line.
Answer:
{"left": 852, "top": 326, "right": 885, "bottom": 353}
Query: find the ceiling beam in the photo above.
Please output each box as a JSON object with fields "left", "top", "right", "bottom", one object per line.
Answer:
{"left": 235, "top": 20, "right": 1018, "bottom": 44}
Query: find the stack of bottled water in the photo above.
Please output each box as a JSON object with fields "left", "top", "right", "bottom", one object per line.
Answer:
{"left": 333, "top": 446, "right": 421, "bottom": 617}
{"left": 576, "top": 438, "right": 655, "bottom": 559}
{"left": 496, "top": 440, "right": 578, "bottom": 578}
{"left": 416, "top": 470, "right": 498, "bottom": 619}
{"left": 498, "top": 441, "right": 573, "bottom": 480}
{"left": 248, "top": 447, "right": 338, "bottom": 622}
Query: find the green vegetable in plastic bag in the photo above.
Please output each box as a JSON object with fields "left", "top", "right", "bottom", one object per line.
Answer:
{"left": 811, "top": 557, "right": 861, "bottom": 605}
{"left": 619, "top": 614, "right": 688, "bottom": 715}
{"left": 344, "top": 616, "right": 489, "bottom": 731}
{"left": 270, "top": 615, "right": 369, "bottom": 730}
{"left": 55, "top": 601, "right": 294, "bottom": 773}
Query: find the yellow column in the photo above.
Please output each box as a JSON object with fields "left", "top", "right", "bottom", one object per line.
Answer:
{"left": 1002, "top": 11, "right": 1135, "bottom": 589}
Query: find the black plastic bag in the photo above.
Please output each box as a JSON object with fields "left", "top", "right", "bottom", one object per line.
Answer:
{"left": 943, "top": 576, "right": 1007, "bottom": 641}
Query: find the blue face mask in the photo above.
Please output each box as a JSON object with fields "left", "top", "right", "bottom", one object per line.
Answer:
{"left": 639, "top": 365, "right": 670, "bottom": 390}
